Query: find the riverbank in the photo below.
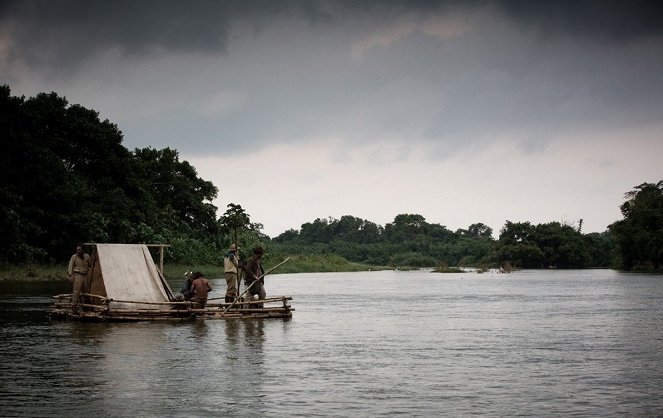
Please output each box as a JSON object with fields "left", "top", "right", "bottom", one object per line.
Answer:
{"left": 0, "top": 264, "right": 68, "bottom": 282}
{"left": 0, "top": 254, "right": 379, "bottom": 282}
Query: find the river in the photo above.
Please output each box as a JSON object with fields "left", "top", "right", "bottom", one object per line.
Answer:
{"left": 1, "top": 269, "right": 662, "bottom": 416}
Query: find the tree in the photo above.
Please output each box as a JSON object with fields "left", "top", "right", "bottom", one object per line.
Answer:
{"left": 132, "top": 147, "right": 219, "bottom": 237}
{"left": 534, "top": 222, "right": 590, "bottom": 268}
{"left": 384, "top": 214, "right": 429, "bottom": 244}
{"left": 457, "top": 223, "right": 493, "bottom": 238}
{"left": 0, "top": 87, "right": 136, "bottom": 261}
{"left": 609, "top": 181, "right": 663, "bottom": 270}
{"left": 584, "top": 231, "right": 617, "bottom": 268}
{"left": 219, "top": 203, "right": 250, "bottom": 246}
{"left": 495, "top": 221, "right": 543, "bottom": 268}
{"left": 0, "top": 86, "right": 222, "bottom": 263}
{"left": 300, "top": 218, "right": 333, "bottom": 244}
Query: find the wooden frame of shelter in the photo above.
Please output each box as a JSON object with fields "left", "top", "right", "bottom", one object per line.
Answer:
{"left": 49, "top": 243, "right": 293, "bottom": 321}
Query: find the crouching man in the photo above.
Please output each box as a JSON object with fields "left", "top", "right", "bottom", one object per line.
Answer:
{"left": 190, "top": 271, "right": 212, "bottom": 308}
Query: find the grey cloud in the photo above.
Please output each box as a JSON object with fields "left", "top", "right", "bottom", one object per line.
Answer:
{"left": 2, "top": 0, "right": 232, "bottom": 69}
{"left": 3, "top": 0, "right": 663, "bottom": 158}
{"left": 0, "top": 0, "right": 358, "bottom": 69}
{"left": 4, "top": 0, "right": 662, "bottom": 71}
{"left": 496, "top": 0, "right": 663, "bottom": 41}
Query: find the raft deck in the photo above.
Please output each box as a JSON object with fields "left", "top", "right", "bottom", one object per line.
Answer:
{"left": 49, "top": 293, "right": 294, "bottom": 321}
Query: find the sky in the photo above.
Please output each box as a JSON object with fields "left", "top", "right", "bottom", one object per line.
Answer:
{"left": 2, "top": 0, "right": 663, "bottom": 238}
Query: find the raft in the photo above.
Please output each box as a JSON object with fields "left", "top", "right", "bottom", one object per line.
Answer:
{"left": 49, "top": 294, "right": 294, "bottom": 321}
{"left": 49, "top": 243, "right": 294, "bottom": 322}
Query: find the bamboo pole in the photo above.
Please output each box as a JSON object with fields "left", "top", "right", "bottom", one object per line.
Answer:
{"left": 105, "top": 299, "right": 192, "bottom": 306}
{"left": 190, "top": 306, "right": 292, "bottom": 313}
{"left": 208, "top": 296, "right": 292, "bottom": 303}
{"left": 55, "top": 296, "right": 290, "bottom": 309}
{"left": 221, "top": 257, "right": 291, "bottom": 315}
{"left": 50, "top": 308, "right": 292, "bottom": 321}
{"left": 105, "top": 316, "right": 194, "bottom": 321}
{"left": 146, "top": 244, "right": 170, "bottom": 272}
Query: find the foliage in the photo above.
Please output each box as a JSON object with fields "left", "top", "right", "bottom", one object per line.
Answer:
{"left": 219, "top": 203, "right": 250, "bottom": 246}
{"left": 265, "top": 253, "right": 374, "bottom": 273}
{"left": 1, "top": 85, "right": 651, "bottom": 272}
{"left": 432, "top": 266, "right": 463, "bottom": 273}
{"left": 389, "top": 251, "right": 438, "bottom": 268}
{"left": 609, "top": 181, "right": 663, "bottom": 271}
{"left": 494, "top": 221, "right": 591, "bottom": 268}
{"left": 0, "top": 263, "right": 69, "bottom": 282}
{"left": 0, "top": 86, "right": 222, "bottom": 263}
{"left": 583, "top": 231, "right": 617, "bottom": 268}
{"left": 272, "top": 213, "right": 498, "bottom": 268}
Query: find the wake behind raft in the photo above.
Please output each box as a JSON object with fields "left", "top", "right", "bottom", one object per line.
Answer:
{"left": 49, "top": 243, "right": 293, "bottom": 321}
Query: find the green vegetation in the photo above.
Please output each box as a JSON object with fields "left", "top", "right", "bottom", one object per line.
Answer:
{"left": 432, "top": 266, "right": 464, "bottom": 273}
{"left": 0, "top": 255, "right": 373, "bottom": 283}
{"left": 1, "top": 86, "right": 661, "bottom": 277}
{"left": 0, "top": 264, "right": 68, "bottom": 282}
{"left": 609, "top": 181, "right": 663, "bottom": 271}
{"left": 494, "top": 220, "right": 593, "bottom": 269}
{"left": 0, "top": 86, "right": 224, "bottom": 264}
{"left": 163, "top": 254, "right": 374, "bottom": 280}
{"left": 269, "top": 214, "right": 619, "bottom": 271}
{"left": 270, "top": 215, "right": 496, "bottom": 268}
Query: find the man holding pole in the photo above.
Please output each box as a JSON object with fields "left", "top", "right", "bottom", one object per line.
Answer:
{"left": 223, "top": 243, "right": 240, "bottom": 303}
{"left": 244, "top": 246, "right": 266, "bottom": 307}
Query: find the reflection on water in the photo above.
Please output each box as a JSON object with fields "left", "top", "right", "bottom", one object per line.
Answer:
{"left": 1, "top": 270, "right": 663, "bottom": 416}
{"left": 191, "top": 319, "right": 210, "bottom": 340}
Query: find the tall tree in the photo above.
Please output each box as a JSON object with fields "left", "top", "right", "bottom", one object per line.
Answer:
{"left": 534, "top": 222, "right": 590, "bottom": 268}
{"left": 300, "top": 218, "right": 333, "bottom": 244}
{"left": 495, "top": 221, "right": 543, "bottom": 268}
{"left": 132, "top": 147, "right": 218, "bottom": 238}
{"left": 384, "top": 214, "right": 429, "bottom": 244}
{"left": 219, "top": 203, "right": 250, "bottom": 246}
{"left": 584, "top": 231, "right": 616, "bottom": 268}
{"left": 0, "top": 87, "right": 134, "bottom": 260}
{"left": 459, "top": 223, "right": 493, "bottom": 238}
{"left": 609, "top": 181, "right": 663, "bottom": 270}
{"left": 0, "top": 86, "right": 222, "bottom": 262}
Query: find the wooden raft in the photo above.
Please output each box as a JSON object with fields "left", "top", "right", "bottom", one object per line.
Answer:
{"left": 49, "top": 293, "right": 294, "bottom": 321}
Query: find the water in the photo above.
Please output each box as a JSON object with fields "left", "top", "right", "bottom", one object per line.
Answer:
{"left": 1, "top": 269, "right": 662, "bottom": 416}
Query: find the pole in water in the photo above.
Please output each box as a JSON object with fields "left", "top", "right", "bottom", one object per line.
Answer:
{"left": 221, "top": 257, "right": 290, "bottom": 315}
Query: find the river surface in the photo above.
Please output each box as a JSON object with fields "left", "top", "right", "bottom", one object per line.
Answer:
{"left": 1, "top": 269, "right": 662, "bottom": 417}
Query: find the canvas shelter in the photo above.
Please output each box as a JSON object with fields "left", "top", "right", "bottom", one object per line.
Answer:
{"left": 88, "top": 243, "right": 175, "bottom": 310}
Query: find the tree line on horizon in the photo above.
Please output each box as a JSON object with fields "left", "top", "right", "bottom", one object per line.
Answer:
{"left": 270, "top": 214, "right": 616, "bottom": 269}
{"left": 1, "top": 86, "right": 661, "bottom": 271}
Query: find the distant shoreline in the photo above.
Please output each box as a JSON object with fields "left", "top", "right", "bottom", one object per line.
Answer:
{"left": 0, "top": 256, "right": 380, "bottom": 283}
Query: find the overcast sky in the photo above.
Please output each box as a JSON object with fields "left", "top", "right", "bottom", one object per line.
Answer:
{"left": 2, "top": 0, "right": 662, "bottom": 237}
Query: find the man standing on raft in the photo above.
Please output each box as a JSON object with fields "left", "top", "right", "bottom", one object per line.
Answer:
{"left": 68, "top": 244, "right": 91, "bottom": 313}
{"left": 224, "top": 243, "right": 240, "bottom": 303}
{"left": 244, "top": 246, "right": 266, "bottom": 307}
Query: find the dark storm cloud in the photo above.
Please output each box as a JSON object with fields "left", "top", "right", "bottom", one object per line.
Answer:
{"left": 2, "top": 0, "right": 229, "bottom": 68}
{"left": 0, "top": 0, "right": 344, "bottom": 70}
{"left": 3, "top": 0, "right": 662, "bottom": 71}
{"left": 3, "top": 0, "right": 663, "bottom": 156}
{"left": 497, "top": 0, "right": 663, "bottom": 41}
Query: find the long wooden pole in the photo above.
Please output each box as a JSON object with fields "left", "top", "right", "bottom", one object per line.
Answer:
{"left": 159, "top": 245, "right": 164, "bottom": 274}
{"left": 221, "top": 257, "right": 290, "bottom": 315}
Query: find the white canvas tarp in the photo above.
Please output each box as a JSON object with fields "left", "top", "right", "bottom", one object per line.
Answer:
{"left": 96, "top": 244, "right": 172, "bottom": 309}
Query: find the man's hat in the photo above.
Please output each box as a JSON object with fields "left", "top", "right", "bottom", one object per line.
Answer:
{"left": 253, "top": 246, "right": 264, "bottom": 254}
{"left": 229, "top": 244, "right": 238, "bottom": 251}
